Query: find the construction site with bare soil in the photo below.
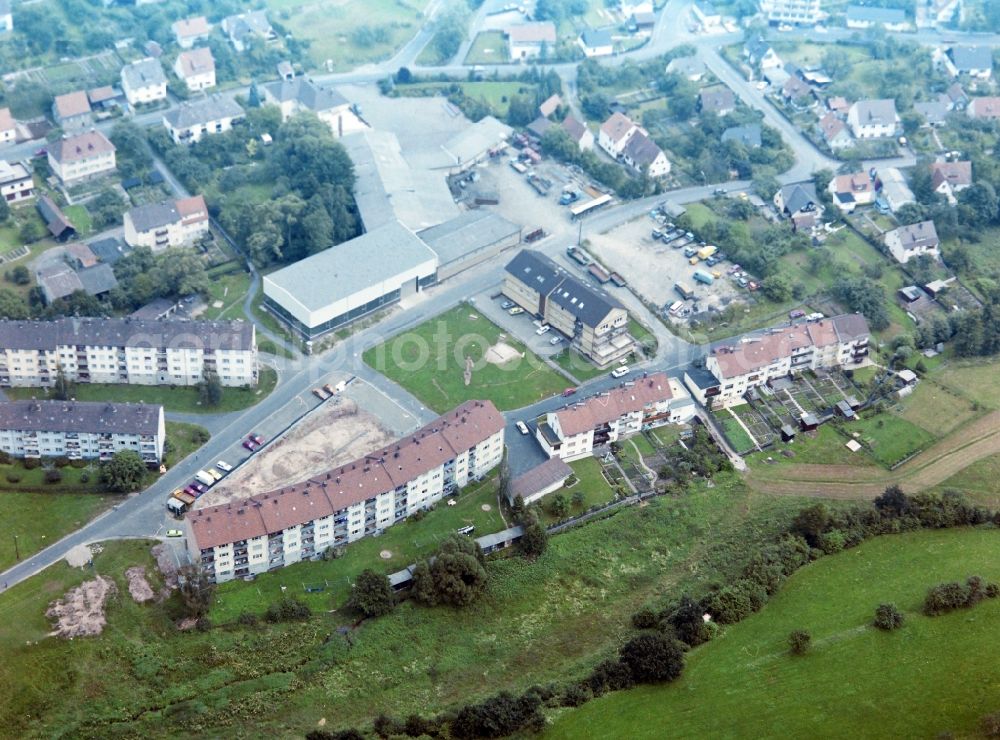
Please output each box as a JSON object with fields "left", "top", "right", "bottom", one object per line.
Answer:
{"left": 195, "top": 395, "right": 398, "bottom": 509}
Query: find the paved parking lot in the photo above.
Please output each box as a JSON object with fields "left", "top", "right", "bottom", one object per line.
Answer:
{"left": 470, "top": 289, "right": 570, "bottom": 361}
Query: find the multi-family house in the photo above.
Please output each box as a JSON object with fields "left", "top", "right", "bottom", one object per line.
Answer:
{"left": 535, "top": 372, "right": 695, "bottom": 461}
{"left": 123, "top": 195, "right": 209, "bottom": 250}
{"left": 221, "top": 10, "right": 276, "bottom": 52}
{"left": 598, "top": 112, "right": 639, "bottom": 157}
{"left": 828, "top": 172, "right": 875, "bottom": 213}
{"left": 884, "top": 220, "right": 940, "bottom": 264}
{"left": 186, "top": 399, "right": 506, "bottom": 583}
{"left": 0, "top": 317, "right": 257, "bottom": 388}
{"left": 684, "top": 314, "right": 871, "bottom": 407}
{"left": 162, "top": 95, "right": 245, "bottom": 144}
{"left": 846, "top": 5, "right": 910, "bottom": 30}
{"left": 505, "top": 22, "right": 556, "bottom": 61}
{"left": 759, "top": 0, "right": 824, "bottom": 25}
{"left": 121, "top": 58, "right": 168, "bottom": 107}
{"left": 502, "top": 250, "right": 636, "bottom": 368}
{"left": 174, "top": 47, "right": 216, "bottom": 92}
{"left": 52, "top": 91, "right": 92, "bottom": 130}
{"left": 774, "top": 181, "right": 822, "bottom": 230}
{"left": 47, "top": 131, "right": 117, "bottom": 186}
{"left": 621, "top": 129, "right": 670, "bottom": 178}
{"left": 261, "top": 77, "right": 364, "bottom": 137}
{"left": 847, "top": 99, "right": 899, "bottom": 138}
{"left": 172, "top": 16, "right": 211, "bottom": 49}
{"left": 0, "top": 160, "right": 33, "bottom": 204}
{"left": 0, "top": 400, "right": 165, "bottom": 464}
{"left": 930, "top": 160, "right": 972, "bottom": 204}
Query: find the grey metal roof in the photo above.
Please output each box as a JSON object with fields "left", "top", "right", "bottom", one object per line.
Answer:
{"left": 262, "top": 78, "right": 348, "bottom": 111}
{"left": 0, "top": 317, "right": 254, "bottom": 351}
{"left": 440, "top": 116, "right": 512, "bottom": 168}
{"left": 580, "top": 27, "right": 613, "bottom": 48}
{"left": 88, "top": 237, "right": 126, "bottom": 265}
{"left": 121, "top": 58, "right": 166, "bottom": 90}
{"left": 475, "top": 525, "right": 525, "bottom": 550}
{"left": 846, "top": 5, "right": 906, "bottom": 23}
{"left": 853, "top": 98, "right": 897, "bottom": 126}
{"left": 722, "top": 124, "right": 762, "bottom": 148}
{"left": 950, "top": 45, "right": 992, "bottom": 72}
{"left": 77, "top": 264, "right": 119, "bottom": 296}
{"left": 418, "top": 210, "right": 520, "bottom": 266}
{"left": 264, "top": 221, "right": 438, "bottom": 313}
{"left": 126, "top": 200, "right": 178, "bottom": 233}
{"left": 164, "top": 95, "right": 244, "bottom": 130}
{"left": 0, "top": 400, "right": 161, "bottom": 436}
{"left": 510, "top": 457, "right": 572, "bottom": 501}
{"left": 779, "top": 182, "right": 818, "bottom": 214}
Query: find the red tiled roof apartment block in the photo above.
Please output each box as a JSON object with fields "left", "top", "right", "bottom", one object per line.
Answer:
{"left": 186, "top": 400, "right": 506, "bottom": 582}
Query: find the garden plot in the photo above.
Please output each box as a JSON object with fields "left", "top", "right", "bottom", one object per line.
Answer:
{"left": 732, "top": 405, "right": 775, "bottom": 448}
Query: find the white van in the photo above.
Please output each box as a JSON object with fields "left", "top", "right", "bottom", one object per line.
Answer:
{"left": 611, "top": 366, "right": 630, "bottom": 379}
{"left": 194, "top": 470, "right": 215, "bottom": 487}
{"left": 668, "top": 301, "right": 683, "bottom": 315}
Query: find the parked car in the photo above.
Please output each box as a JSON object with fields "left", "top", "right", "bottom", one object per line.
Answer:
{"left": 548, "top": 335, "right": 562, "bottom": 345}
{"left": 516, "top": 421, "right": 530, "bottom": 434}
{"left": 207, "top": 468, "right": 223, "bottom": 482}
{"left": 562, "top": 387, "right": 578, "bottom": 397}
{"left": 216, "top": 460, "right": 233, "bottom": 473}
{"left": 192, "top": 482, "right": 207, "bottom": 493}
{"left": 249, "top": 433, "right": 264, "bottom": 445}
{"left": 501, "top": 300, "right": 514, "bottom": 310}
{"left": 611, "top": 366, "right": 630, "bottom": 378}
{"left": 243, "top": 439, "right": 259, "bottom": 451}
{"left": 166, "top": 529, "right": 183, "bottom": 538}
{"left": 714, "top": 187, "right": 727, "bottom": 195}
{"left": 535, "top": 325, "right": 551, "bottom": 335}
{"left": 184, "top": 484, "right": 199, "bottom": 496}
{"left": 508, "top": 306, "right": 524, "bottom": 316}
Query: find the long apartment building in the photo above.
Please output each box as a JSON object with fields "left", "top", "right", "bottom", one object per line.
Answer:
{"left": 0, "top": 400, "right": 165, "bottom": 463}
{"left": 683, "top": 314, "right": 870, "bottom": 407}
{"left": 187, "top": 400, "right": 506, "bottom": 583}
{"left": 536, "top": 372, "right": 695, "bottom": 461}
{"left": 502, "top": 250, "right": 635, "bottom": 368}
{"left": 0, "top": 317, "right": 257, "bottom": 388}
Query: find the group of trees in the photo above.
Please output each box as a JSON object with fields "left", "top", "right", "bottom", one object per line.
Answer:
{"left": 923, "top": 575, "right": 999, "bottom": 616}
{"left": 100, "top": 450, "right": 148, "bottom": 493}
{"left": 658, "top": 427, "right": 733, "bottom": 483}
{"left": 412, "top": 534, "right": 488, "bottom": 607}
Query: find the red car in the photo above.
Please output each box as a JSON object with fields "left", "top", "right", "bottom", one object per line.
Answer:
{"left": 249, "top": 433, "right": 264, "bottom": 445}
{"left": 184, "top": 484, "right": 198, "bottom": 496}
{"left": 243, "top": 439, "right": 258, "bottom": 451}
{"left": 562, "top": 387, "right": 578, "bottom": 397}
{"left": 192, "top": 482, "right": 207, "bottom": 493}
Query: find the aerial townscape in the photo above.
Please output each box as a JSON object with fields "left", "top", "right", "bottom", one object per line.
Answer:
{"left": 2, "top": 0, "right": 1000, "bottom": 737}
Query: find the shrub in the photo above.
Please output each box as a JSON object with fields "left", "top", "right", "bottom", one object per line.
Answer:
{"left": 69, "top": 458, "right": 88, "bottom": 468}
{"left": 54, "top": 456, "right": 71, "bottom": 468}
{"left": 923, "top": 576, "right": 999, "bottom": 616}
{"left": 585, "top": 658, "right": 635, "bottom": 696}
{"left": 788, "top": 630, "right": 811, "bottom": 655}
{"left": 450, "top": 691, "right": 544, "bottom": 739}
{"left": 818, "top": 528, "right": 846, "bottom": 554}
{"left": 195, "top": 616, "right": 212, "bottom": 632}
{"left": 264, "top": 597, "right": 312, "bottom": 623}
{"left": 619, "top": 632, "right": 685, "bottom": 684}
{"left": 560, "top": 682, "right": 591, "bottom": 707}
{"left": 702, "top": 579, "right": 767, "bottom": 624}
{"left": 236, "top": 611, "right": 259, "bottom": 627}
{"left": 23, "top": 457, "right": 41, "bottom": 470}
{"left": 0, "top": 450, "right": 11, "bottom": 465}
{"left": 44, "top": 468, "right": 62, "bottom": 484}
{"left": 6, "top": 472, "right": 21, "bottom": 483}
{"left": 631, "top": 607, "right": 658, "bottom": 630}
{"left": 80, "top": 472, "right": 90, "bottom": 483}
{"left": 873, "top": 603, "right": 904, "bottom": 631}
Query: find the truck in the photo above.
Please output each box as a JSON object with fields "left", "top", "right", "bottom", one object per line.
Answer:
{"left": 697, "top": 245, "right": 717, "bottom": 261}
{"left": 509, "top": 160, "right": 528, "bottom": 174}
{"left": 693, "top": 269, "right": 715, "bottom": 285}
{"left": 527, "top": 173, "right": 552, "bottom": 196}
{"left": 560, "top": 189, "right": 580, "bottom": 205}
{"left": 194, "top": 469, "right": 216, "bottom": 487}
{"left": 675, "top": 282, "right": 695, "bottom": 300}
{"left": 566, "top": 245, "right": 592, "bottom": 266}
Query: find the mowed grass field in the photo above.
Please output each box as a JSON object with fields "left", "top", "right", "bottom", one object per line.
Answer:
{"left": 363, "top": 303, "right": 567, "bottom": 412}
{"left": 547, "top": 527, "right": 1000, "bottom": 740}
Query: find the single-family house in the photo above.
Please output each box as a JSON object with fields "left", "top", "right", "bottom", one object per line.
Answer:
{"left": 0, "top": 108, "right": 15, "bottom": 144}
{"left": 744, "top": 36, "right": 782, "bottom": 70}
{"left": 88, "top": 86, "right": 123, "bottom": 112}
{"left": 665, "top": 55, "right": 706, "bottom": 82}
{"left": 828, "top": 172, "right": 876, "bottom": 213}
{"left": 174, "top": 47, "right": 216, "bottom": 92}
{"left": 622, "top": 130, "right": 670, "bottom": 178}
{"left": 598, "top": 112, "right": 639, "bottom": 158}
{"left": 826, "top": 96, "right": 850, "bottom": 116}
{"left": 172, "top": 16, "right": 210, "bottom": 49}
{"left": 47, "top": 131, "right": 117, "bottom": 186}
{"left": 162, "top": 95, "right": 245, "bottom": 144}
{"left": 261, "top": 77, "right": 364, "bottom": 137}
{"left": 121, "top": 58, "right": 168, "bottom": 106}
{"left": 0, "top": 160, "right": 34, "bottom": 203}
{"left": 52, "top": 91, "right": 92, "bottom": 130}
{"left": 628, "top": 11, "right": 657, "bottom": 36}
{"left": 847, "top": 98, "right": 899, "bottom": 138}
{"left": 721, "top": 124, "right": 762, "bottom": 148}
{"left": 884, "top": 220, "right": 940, "bottom": 264}
{"left": 221, "top": 10, "right": 276, "bottom": 52}
{"left": 819, "top": 112, "right": 853, "bottom": 150}
{"left": 946, "top": 82, "right": 969, "bottom": 109}
{"left": 945, "top": 45, "right": 993, "bottom": 79}
{"left": 846, "top": 5, "right": 911, "bottom": 31}
{"left": 561, "top": 115, "right": 594, "bottom": 151}
{"left": 875, "top": 167, "right": 916, "bottom": 213}
{"left": 916, "top": 0, "right": 962, "bottom": 28}
{"left": 914, "top": 95, "right": 951, "bottom": 127}
{"left": 539, "top": 94, "right": 562, "bottom": 118}
{"left": 967, "top": 96, "right": 1000, "bottom": 120}
{"left": 699, "top": 87, "right": 735, "bottom": 116}
{"left": 781, "top": 76, "right": 814, "bottom": 108}
{"left": 123, "top": 195, "right": 209, "bottom": 250}
{"left": 930, "top": 160, "right": 972, "bottom": 204}
{"left": 505, "top": 22, "right": 556, "bottom": 61}
{"left": 775, "top": 182, "right": 822, "bottom": 230}
{"left": 578, "top": 27, "right": 614, "bottom": 58}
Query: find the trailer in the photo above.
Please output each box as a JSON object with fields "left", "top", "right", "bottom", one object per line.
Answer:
{"left": 675, "top": 282, "right": 695, "bottom": 300}
{"left": 528, "top": 174, "right": 552, "bottom": 195}
{"left": 693, "top": 269, "right": 715, "bottom": 285}
{"left": 509, "top": 160, "right": 528, "bottom": 174}
{"left": 566, "top": 245, "right": 592, "bottom": 266}
{"left": 609, "top": 272, "right": 627, "bottom": 287}
{"left": 588, "top": 264, "right": 610, "bottom": 283}
{"left": 570, "top": 193, "right": 613, "bottom": 219}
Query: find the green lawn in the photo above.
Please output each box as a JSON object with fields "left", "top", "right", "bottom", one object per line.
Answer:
{"left": 893, "top": 379, "right": 981, "bottom": 437}
{"left": 749, "top": 423, "right": 861, "bottom": 467}
{"left": 628, "top": 317, "right": 657, "bottom": 355}
{"left": 163, "top": 421, "right": 209, "bottom": 470}
{"left": 714, "top": 411, "right": 754, "bottom": 453}
{"left": 550, "top": 347, "right": 610, "bottom": 382}
{"left": 548, "top": 528, "right": 1000, "bottom": 740}
{"left": 61, "top": 204, "right": 92, "bottom": 236}
{"left": 539, "top": 457, "right": 618, "bottom": 525}
{"left": 850, "top": 413, "right": 935, "bottom": 468}
{"left": 0, "top": 490, "right": 117, "bottom": 571}
{"left": 200, "top": 269, "right": 251, "bottom": 321}
{"left": 464, "top": 31, "right": 509, "bottom": 66}
{"left": 5, "top": 367, "right": 277, "bottom": 414}
{"left": 934, "top": 359, "right": 1000, "bottom": 410}
{"left": 397, "top": 81, "right": 533, "bottom": 118}
{"left": 257, "top": 338, "right": 295, "bottom": 359}
{"left": 363, "top": 303, "right": 567, "bottom": 413}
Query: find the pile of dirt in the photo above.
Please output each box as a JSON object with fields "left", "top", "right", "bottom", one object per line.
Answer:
{"left": 151, "top": 543, "right": 179, "bottom": 590}
{"left": 65, "top": 544, "right": 94, "bottom": 568}
{"left": 46, "top": 576, "right": 117, "bottom": 638}
{"left": 125, "top": 566, "right": 154, "bottom": 603}
{"left": 485, "top": 341, "right": 523, "bottom": 365}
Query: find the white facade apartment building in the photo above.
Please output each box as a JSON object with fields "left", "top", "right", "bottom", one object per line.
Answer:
{"left": 0, "top": 107, "right": 15, "bottom": 144}
{"left": 173, "top": 47, "right": 216, "bottom": 92}
{"left": 261, "top": 77, "right": 365, "bottom": 138}
{"left": 0, "top": 317, "right": 257, "bottom": 388}
{"left": 0, "top": 400, "right": 165, "bottom": 464}
{"left": 0, "top": 160, "right": 34, "bottom": 203}
{"left": 123, "top": 195, "right": 209, "bottom": 250}
{"left": 163, "top": 95, "right": 245, "bottom": 144}
{"left": 187, "top": 400, "right": 506, "bottom": 583}
{"left": 759, "top": 0, "right": 823, "bottom": 25}
{"left": 47, "top": 131, "right": 116, "bottom": 186}
{"left": 598, "top": 112, "right": 640, "bottom": 158}
{"left": 536, "top": 373, "right": 695, "bottom": 461}
{"left": 121, "top": 58, "right": 168, "bottom": 106}
{"left": 685, "top": 314, "right": 870, "bottom": 407}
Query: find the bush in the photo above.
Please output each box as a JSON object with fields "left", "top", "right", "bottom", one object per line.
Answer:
{"left": 585, "top": 658, "right": 635, "bottom": 696}
{"left": 80, "top": 473, "right": 90, "bottom": 483}
{"left": 0, "top": 450, "right": 12, "bottom": 465}
{"left": 236, "top": 611, "right": 259, "bottom": 627}
{"left": 44, "top": 468, "right": 62, "bottom": 484}
{"left": 631, "top": 607, "right": 658, "bottom": 630}
{"left": 923, "top": 576, "right": 999, "bottom": 616}
{"left": 450, "top": 691, "right": 544, "bottom": 739}
{"left": 788, "top": 630, "right": 811, "bottom": 655}
{"left": 264, "top": 597, "right": 312, "bottom": 623}
{"left": 54, "top": 456, "right": 71, "bottom": 468}
{"left": 5, "top": 472, "right": 20, "bottom": 483}
{"left": 560, "top": 682, "right": 591, "bottom": 707}
{"left": 619, "top": 632, "right": 685, "bottom": 684}
{"left": 195, "top": 616, "right": 212, "bottom": 632}
{"left": 69, "top": 458, "right": 88, "bottom": 468}
{"left": 23, "top": 457, "right": 41, "bottom": 470}
{"left": 873, "top": 603, "right": 904, "bottom": 631}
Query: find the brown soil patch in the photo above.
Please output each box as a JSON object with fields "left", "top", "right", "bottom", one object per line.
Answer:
{"left": 747, "top": 410, "right": 1000, "bottom": 499}
{"left": 151, "top": 543, "right": 179, "bottom": 589}
{"left": 46, "top": 576, "right": 117, "bottom": 638}
{"left": 195, "top": 396, "right": 396, "bottom": 508}
{"left": 125, "top": 566, "right": 154, "bottom": 604}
